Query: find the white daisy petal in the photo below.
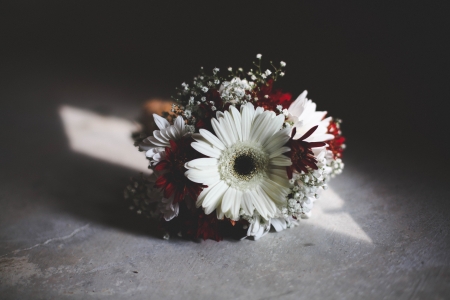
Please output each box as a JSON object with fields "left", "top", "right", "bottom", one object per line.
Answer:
{"left": 211, "top": 118, "right": 232, "bottom": 147}
{"left": 233, "top": 190, "right": 243, "bottom": 219}
{"left": 270, "top": 155, "right": 292, "bottom": 166}
{"left": 223, "top": 111, "right": 238, "bottom": 144}
{"left": 153, "top": 113, "right": 170, "bottom": 130}
{"left": 221, "top": 187, "right": 236, "bottom": 217}
{"left": 263, "top": 128, "right": 291, "bottom": 151}
{"left": 241, "top": 192, "right": 254, "bottom": 216}
{"left": 185, "top": 157, "right": 218, "bottom": 170}
{"left": 287, "top": 91, "right": 332, "bottom": 144}
{"left": 202, "top": 181, "right": 229, "bottom": 214}
{"left": 229, "top": 105, "right": 242, "bottom": 141}
{"left": 199, "top": 129, "right": 225, "bottom": 150}
{"left": 191, "top": 141, "right": 221, "bottom": 158}
{"left": 269, "top": 146, "right": 291, "bottom": 158}
{"left": 196, "top": 182, "right": 218, "bottom": 207}
{"left": 185, "top": 168, "right": 220, "bottom": 184}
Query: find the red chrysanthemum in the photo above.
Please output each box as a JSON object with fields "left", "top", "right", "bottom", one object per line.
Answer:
{"left": 160, "top": 202, "right": 248, "bottom": 241}
{"left": 327, "top": 120, "right": 346, "bottom": 159}
{"left": 196, "top": 211, "right": 223, "bottom": 241}
{"left": 252, "top": 79, "right": 293, "bottom": 112}
{"left": 286, "top": 126, "right": 326, "bottom": 179}
{"left": 154, "top": 137, "right": 204, "bottom": 204}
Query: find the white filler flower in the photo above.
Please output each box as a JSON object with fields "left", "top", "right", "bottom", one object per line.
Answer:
{"left": 284, "top": 90, "right": 334, "bottom": 142}
{"left": 140, "top": 115, "right": 189, "bottom": 165}
{"left": 218, "top": 77, "right": 252, "bottom": 104}
{"left": 185, "top": 103, "right": 291, "bottom": 221}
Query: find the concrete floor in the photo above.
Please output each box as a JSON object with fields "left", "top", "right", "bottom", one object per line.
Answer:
{"left": 1, "top": 81, "right": 449, "bottom": 300}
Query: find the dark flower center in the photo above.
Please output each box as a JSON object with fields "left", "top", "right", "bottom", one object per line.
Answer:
{"left": 233, "top": 154, "right": 256, "bottom": 176}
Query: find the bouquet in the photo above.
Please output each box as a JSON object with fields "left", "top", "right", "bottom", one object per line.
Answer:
{"left": 124, "top": 54, "right": 345, "bottom": 241}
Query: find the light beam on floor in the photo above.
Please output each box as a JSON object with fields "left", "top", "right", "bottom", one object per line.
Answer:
{"left": 59, "top": 105, "right": 151, "bottom": 174}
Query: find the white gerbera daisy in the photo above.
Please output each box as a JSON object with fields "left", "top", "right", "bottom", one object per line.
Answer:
{"left": 284, "top": 90, "right": 334, "bottom": 142}
{"left": 140, "top": 115, "right": 189, "bottom": 165}
{"left": 185, "top": 103, "right": 291, "bottom": 221}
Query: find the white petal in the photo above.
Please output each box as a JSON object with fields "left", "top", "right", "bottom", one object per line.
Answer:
{"left": 199, "top": 129, "right": 225, "bottom": 150}
{"left": 269, "top": 146, "right": 290, "bottom": 158}
{"left": 191, "top": 141, "right": 221, "bottom": 158}
{"left": 233, "top": 190, "right": 242, "bottom": 220}
{"left": 153, "top": 114, "right": 170, "bottom": 130}
{"left": 221, "top": 188, "right": 236, "bottom": 217}
{"left": 288, "top": 90, "right": 307, "bottom": 117}
{"left": 263, "top": 128, "right": 290, "bottom": 152}
{"left": 152, "top": 130, "right": 169, "bottom": 144}
{"left": 241, "top": 192, "right": 254, "bottom": 216}
{"left": 268, "top": 172, "right": 290, "bottom": 188}
{"left": 211, "top": 118, "right": 232, "bottom": 147}
{"left": 147, "top": 136, "right": 168, "bottom": 147}
{"left": 248, "top": 189, "right": 269, "bottom": 220}
{"left": 202, "top": 181, "right": 229, "bottom": 214}
{"left": 185, "top": 168, "right": 220, "bottom": 184}
{"left": 261, "top": 178, "right": 289, "bottom": 205}
{"left": 223, "top": 111, "right": 238, "bottom": 144}
{"left": 271, "top": 218, "right": 287, "bottom": 232}
{"left": 250, "top": 111, "right": 272, "bottom": 142}
{"left": 262, "top": 114, "right": 285, "bottom": 143}
{"left": 255, "top": 186, "right": 277, "bottom": 219}
{"left": 196, "top": 183, "right": 218, "bottom": 207}
{"left": 270, "top": 155, "right": 292, "bottom": 166}
{"left": 241, "top": 103, "right": 254, "bottom": 141}
{"left": 229, "top": 105, "right": 242, "bottom": 141}
{"left": 304, "top": 133, "right": 334, "bottom": 142}
{"left": 216, "top": 111, "right": 225, "bottom": 119}
{"left": 185, "top": 157, "right": 218, "bottom": 170}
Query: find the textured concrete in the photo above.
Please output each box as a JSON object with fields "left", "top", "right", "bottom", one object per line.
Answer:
{"left": 1, "top": 89, "right": 449, "bottom": 299}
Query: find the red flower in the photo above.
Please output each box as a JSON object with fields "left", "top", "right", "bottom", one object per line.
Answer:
{"left": 286, "top": 126, "right": 326, "bottom": 179}
{"left": 196, "top": 211, "right": 223, "bottom": 241}
{"left": 252, "top": 79, "right": 293, "bottom": 112}
{"left": 327, "top": 120, "right": 346, "bottom": 159}
{"left": 154, "top": 137, "right": 204, "bottom": 204}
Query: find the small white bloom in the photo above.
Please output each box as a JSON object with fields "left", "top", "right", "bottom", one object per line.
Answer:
{"left": 265, "top": 69, "right": 272, "bottom": 76}
{"left": 214, "top": 79, "right": 220, "bottom": 84}
{"left": 276, "top": 105, "right": 283, "bottom": 112}
{"left": 256, "top": 54, "right": 262, "bottom": 59}
{"left": 140, "top": 115, "right": 190, "bottom": 165}
{"left": 213, "top": 67, "right": 220, "bottom": 74}
{"left": 261, "top": 74, "right": 267, "bottom": 79}
{"left": 228, "top": 67, "right": 232, "bottom": 71}
{"left": 201, "top": 97, "right": 206, "bottom": 102}
{"left": 251, "top": 75, "right": 257, "bottom": 81}
{"left": 186, "top": 125, "right": 195, "bottom": 133}
{"left": 202, "top": 86, "right": 209, "bottom": 93}
{"left": 184, "top": 109, "right": 192, "bottom": 118}
{"left": 280, "top": 61, "right": 286, "bottom": 67}
{"left": 286, "top": 90, "right": 334, "bottom": 142}
{"left": 218, "top": 77, "right": 252, "bottom": 104}
{"left": 280, "top": 72, "right": 285, "bottom": 77}
{"left": 211, "top": 106, "right": 216, "bottom": 111}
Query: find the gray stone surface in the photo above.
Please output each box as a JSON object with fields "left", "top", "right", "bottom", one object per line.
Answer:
{"left": 1, "top": 81, "right": 449, "bottom": 300}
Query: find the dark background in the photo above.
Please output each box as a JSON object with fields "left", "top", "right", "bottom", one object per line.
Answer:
{"left": 1, "top": 1, "right": 449, "bottom": 179}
